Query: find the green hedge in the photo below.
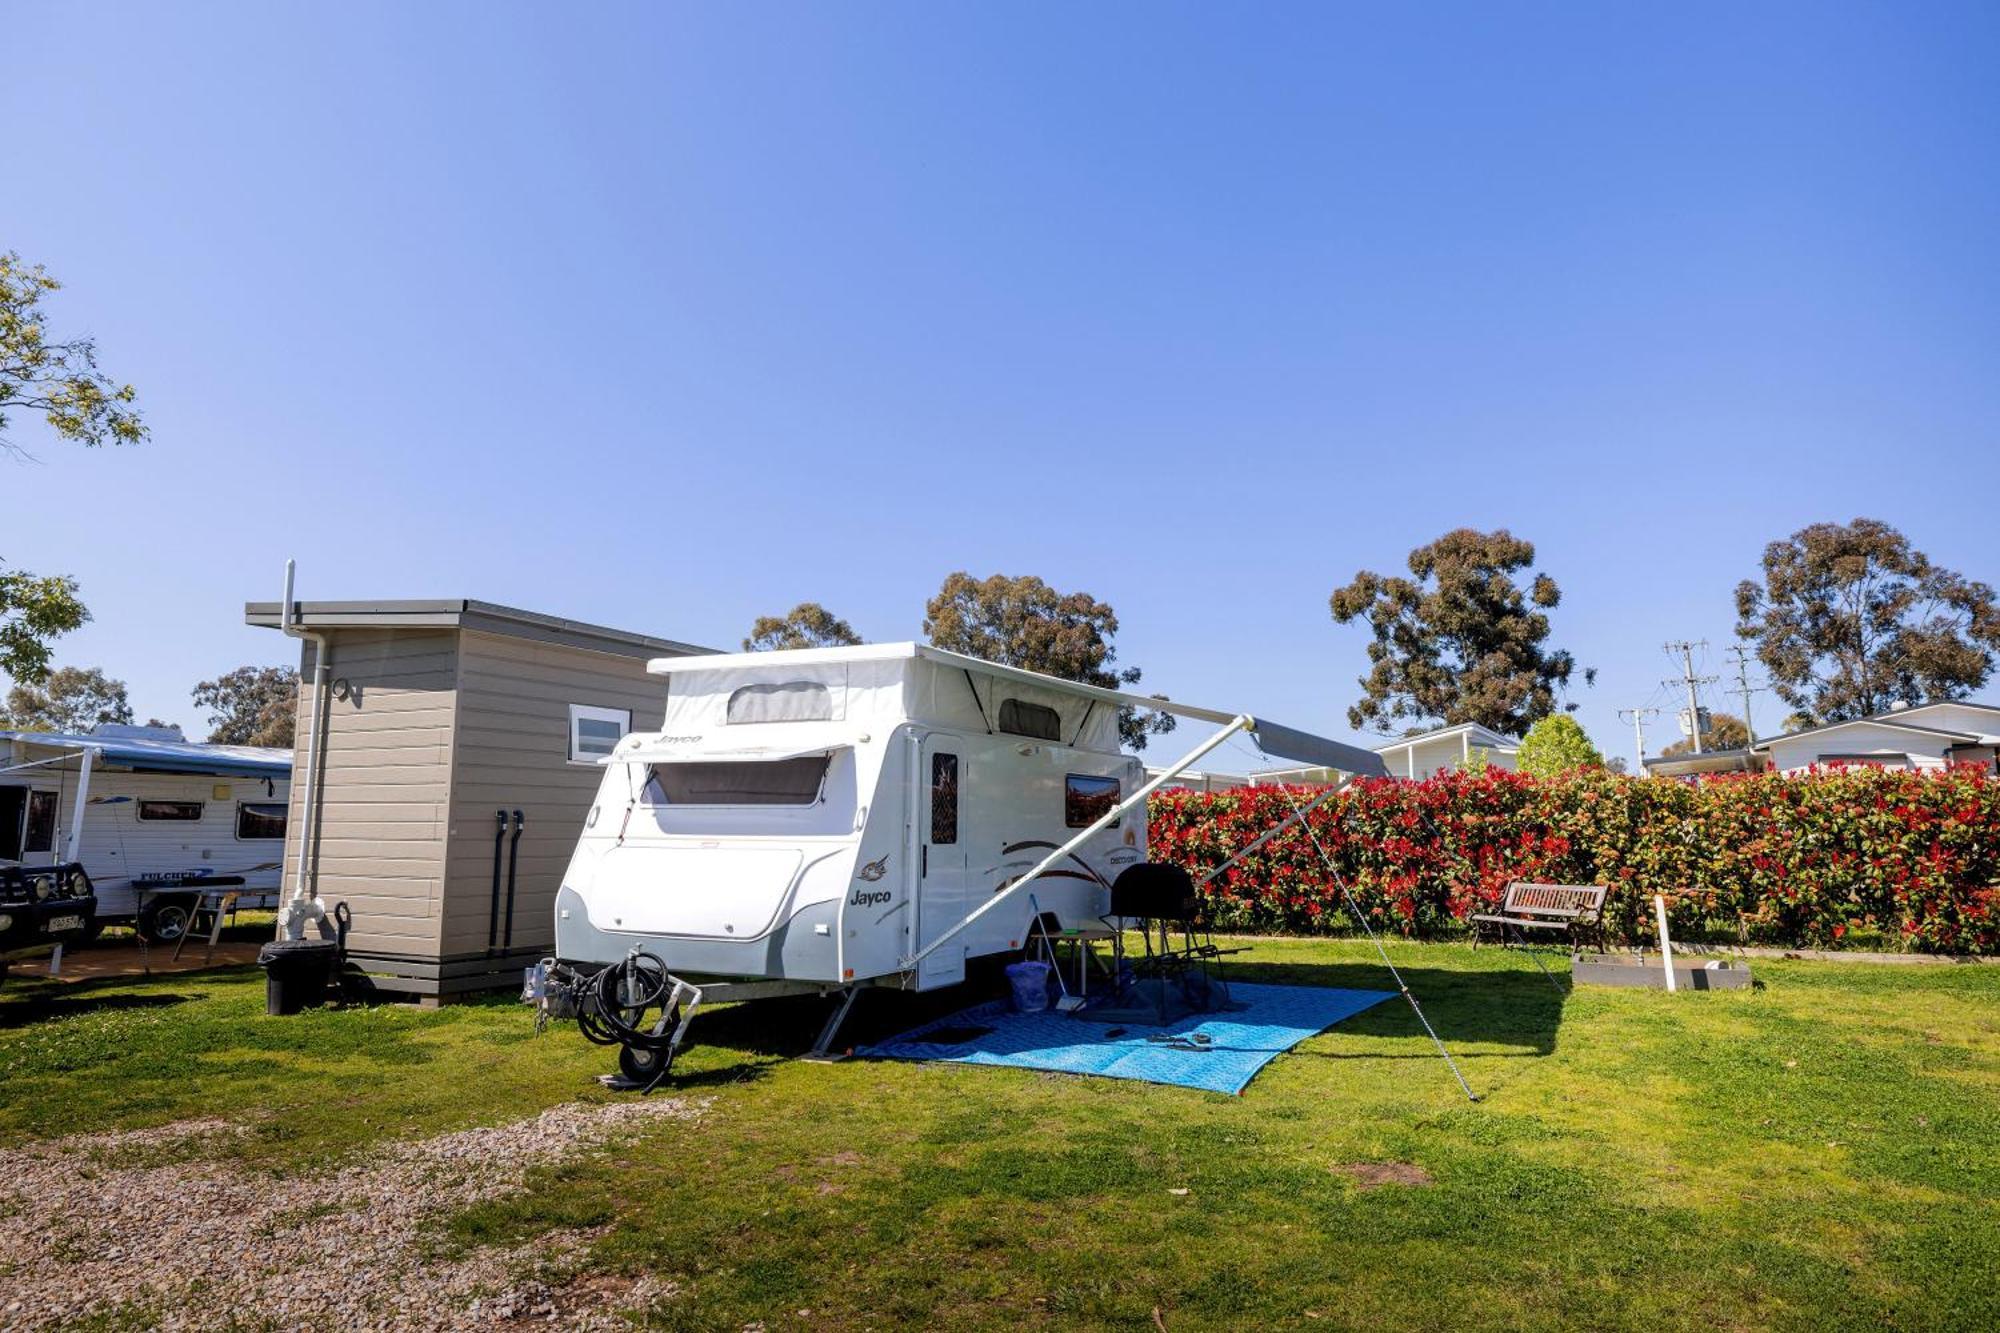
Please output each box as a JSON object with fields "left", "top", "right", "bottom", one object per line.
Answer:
{"left": 1145, "top": 766, "right": 2000, "bottom": 953}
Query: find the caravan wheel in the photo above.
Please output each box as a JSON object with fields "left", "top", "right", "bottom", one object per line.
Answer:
{"left": 617, "top": 1041, "right": 672, "bottom": 1085}
{"left": 138, "top": 897, "right": 194, "bottom": 945}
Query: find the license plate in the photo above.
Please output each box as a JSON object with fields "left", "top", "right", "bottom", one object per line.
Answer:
{"left": 45, "top": 915, "right": 84, "bottom": 933}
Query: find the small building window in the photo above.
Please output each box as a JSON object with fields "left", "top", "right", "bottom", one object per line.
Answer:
{"left": 998, "top": 698, "right": 1062, "bottom": 741}
{"left": 139, "top": 800, "right": 205, "bottom": 822}
{"left": 728, "top": 681, "right": 834, "bottom": 724}
{"left": 930, "top": 753, "right": 959, "bottom": 844}
{"left": 569, "top": 704, "right": 632, "bottom": 763}
{"left": 236, "top": 802, "right": 289, "bottom": 840}
{"left": 1065, "top": 774, "right": 1121, "bottom": 828}
{"left": 645, "top": 755, "right": 831, "bottom": 806}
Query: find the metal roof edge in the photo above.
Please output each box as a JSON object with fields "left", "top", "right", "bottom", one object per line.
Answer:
{"left": 645, "top": 642, "right": 923, "bottom": 675}
{"left": 245, "top": 599, "right": 716, "bottom": 660}
{"left": 1754, "top": 716, "right": 1982, "bottom": 748}
{"left": 1370, "top": 721, "right": 1519, "bottom": 751}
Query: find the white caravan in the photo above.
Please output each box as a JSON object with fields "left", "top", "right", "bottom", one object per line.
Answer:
{"left": 0, "top": 725, "right": 293, "bottom": 943}
{"left": 550, "top": 645, "right": 1387, "bottom": 1047}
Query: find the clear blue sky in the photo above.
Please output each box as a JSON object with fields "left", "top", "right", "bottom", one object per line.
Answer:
{"left": 6, "top": 2, "right": 1997, "bottom": 768}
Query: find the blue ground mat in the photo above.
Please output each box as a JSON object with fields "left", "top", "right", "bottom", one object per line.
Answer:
{"left": 858, "top": 981, "right": 1395, "bottom": 1095}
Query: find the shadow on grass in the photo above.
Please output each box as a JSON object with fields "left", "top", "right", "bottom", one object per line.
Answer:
{"left": 1219, "top": 956, "right": 1567, "bottom": 1059}
{"left": 678, "top": 950, "right": 1569, "bottom": 1066}
{"left": 0, "top": 989, "right": 193, "bottom": 1030}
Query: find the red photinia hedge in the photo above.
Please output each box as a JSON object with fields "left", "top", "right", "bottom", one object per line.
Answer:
{"left": 1144, "top": 766, "right": 2000, "bottom": 953}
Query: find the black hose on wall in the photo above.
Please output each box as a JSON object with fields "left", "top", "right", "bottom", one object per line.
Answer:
{"left": 487, "top": 809, "right": 507, "bottom": 954}
{"left": 501, "top": 809, "right": 525, "bottom": 950}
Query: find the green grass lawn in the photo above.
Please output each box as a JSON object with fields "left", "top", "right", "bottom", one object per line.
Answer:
{"left": 3, "top": 939, "right": 1996, "bottom": 1331}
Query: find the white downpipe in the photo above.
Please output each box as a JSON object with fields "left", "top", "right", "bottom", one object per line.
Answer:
{"left": 279, "top": 560, "right": 333, "bottom": 940}
{"left": 1655, "top": 894, "right": 1676, "bottom": 992}
{"left": 902, "top": 714, "right": 1254, "bottom": 971}
{"left": 62, "top": 746, "right": 93, "bottom": 863}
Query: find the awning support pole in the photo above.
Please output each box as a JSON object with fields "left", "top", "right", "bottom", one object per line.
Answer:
{"left": 1267, "top": 779, "right": 1478, "bottom": 1103}
{"left": 63, "top": 746, "right": 94, "bottom": 864}
{"left": 1196, "top": 778, "right": 1351, "bottom": 889}
{"left": 902, "top": 714, "right": 1254, "bottom": 971}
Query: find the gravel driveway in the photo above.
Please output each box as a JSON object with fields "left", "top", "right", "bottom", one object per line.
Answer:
{"left": 0, "top": 1097, "right": 701, "bottom": 1330}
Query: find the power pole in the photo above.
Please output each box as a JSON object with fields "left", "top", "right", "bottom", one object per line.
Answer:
{"left": 1726, "top": 644, "right": 1763, "bottom": 745}
{"left": 1663, "top": 641, "right": 1719, "bottom": 754}
{"left": 1618, "top": 705, "right": 1660, "bottom": 771}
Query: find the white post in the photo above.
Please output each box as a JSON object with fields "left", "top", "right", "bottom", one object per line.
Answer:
{"left": 63, "top": 746, "right": 94, "bottom": 863}
{"left": 902, "top": 714, "right": 1254, "bottom": 970}
{"left": 47, "top": 944, "right": 63, "bottom": 977}
{"left": 1654, "top": 894, "right": 1676, "bottom": 992}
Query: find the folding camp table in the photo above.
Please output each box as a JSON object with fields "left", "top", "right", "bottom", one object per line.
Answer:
{"left": 1027, "top": 919, "right": 1117, "bottom": 1003}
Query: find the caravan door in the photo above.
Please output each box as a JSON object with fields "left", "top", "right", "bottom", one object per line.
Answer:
{"left": 914, "top": 736, "right": 969, "bottom": 987}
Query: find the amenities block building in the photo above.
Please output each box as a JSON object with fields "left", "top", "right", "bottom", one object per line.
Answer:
{"left": 246, "top": 598, "right": 710, "bottom": 999}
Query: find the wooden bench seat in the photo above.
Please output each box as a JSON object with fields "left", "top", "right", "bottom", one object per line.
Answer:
{"left": 1471, "top": 881, "right": 1608, "bottom": 953}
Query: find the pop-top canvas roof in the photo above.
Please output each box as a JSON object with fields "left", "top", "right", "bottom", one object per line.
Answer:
{"left": 648, "top": 643, "right": 1389, "bottom": 776}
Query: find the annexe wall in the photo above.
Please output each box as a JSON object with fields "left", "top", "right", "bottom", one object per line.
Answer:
{"left": 248, "top": 599, "right": 709, "bottom": 999}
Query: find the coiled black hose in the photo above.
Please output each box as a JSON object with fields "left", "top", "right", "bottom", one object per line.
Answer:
{"left": 575, "top": 950, "right": 676, "bottom": 1048}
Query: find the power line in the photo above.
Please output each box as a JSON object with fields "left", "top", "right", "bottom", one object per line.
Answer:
{"left": 1617, "top": 705, "right": 1661, "bottom": 769}
{"left": 1662, "top": 640, "right": 1720, "bottom": 754}
{"left": 1725, "top": 644, "right": 1767, "bottom": 745}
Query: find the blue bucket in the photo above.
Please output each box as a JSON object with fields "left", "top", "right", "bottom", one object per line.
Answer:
{"left": 1005, "top": 959, "right": 1054, "bottom": 1013}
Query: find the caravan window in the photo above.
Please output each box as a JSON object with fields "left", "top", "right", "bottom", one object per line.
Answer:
{"left": 727, "top": 681, "right": 833, "bottom": 724}
{"left": 139, "top": 800, "right": 205, "bottom": 822}
{"left": 930, "top": 753, "right": 959, "bottom": 844}
{"left": 646, "top": 755, "right": 830, "bottom": 806}
{"left": 1065, "top": 774, "right": 1121, "bottom": 828}
{"left": 998, "top": 699, "right": 1062, "bottom": 741}
{"left": 569, "top": 705, "right": 632, "bottom": 763}
{"left": 236, "top": 802, "right": 289, "bottom": 840}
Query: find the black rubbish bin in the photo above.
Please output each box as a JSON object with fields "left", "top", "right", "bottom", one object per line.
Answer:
{"left": 257, "top": 939, "right": 339, "bottom": 1016}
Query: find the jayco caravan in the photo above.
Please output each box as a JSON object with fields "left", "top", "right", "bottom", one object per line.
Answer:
{"left": 544, "top": 643, "right": 1387, "bottom": 1073}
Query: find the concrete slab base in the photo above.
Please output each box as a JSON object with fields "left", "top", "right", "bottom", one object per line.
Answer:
{"left": 1573, "top": 952, "right": 1754, "bottom": 990}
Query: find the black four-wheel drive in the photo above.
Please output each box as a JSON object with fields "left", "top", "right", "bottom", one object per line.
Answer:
{"left": 0, "top": 863, "right": 98, "bottom": 984}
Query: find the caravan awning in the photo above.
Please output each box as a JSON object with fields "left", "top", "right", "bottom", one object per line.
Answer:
{"left": 0, "top": 729, "right": 291, "bottom": 779}
{"left": 645, "top": 643, "right": 1389, "bottom": 778}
